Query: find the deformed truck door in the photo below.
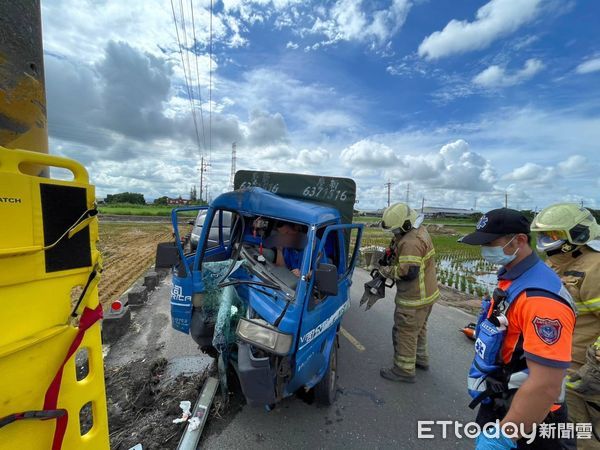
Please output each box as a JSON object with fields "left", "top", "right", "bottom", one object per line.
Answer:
{"left": 292, "top": 223, "right": 363, "bottom": 390}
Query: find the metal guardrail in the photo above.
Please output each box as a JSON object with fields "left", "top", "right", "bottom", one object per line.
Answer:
{"left": 176, "top": 377, "right": 219, "bottom": 450}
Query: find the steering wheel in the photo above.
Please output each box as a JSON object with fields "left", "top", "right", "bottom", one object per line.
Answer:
{"left": 216, "top": 213, "right": 246, "bottom": 287}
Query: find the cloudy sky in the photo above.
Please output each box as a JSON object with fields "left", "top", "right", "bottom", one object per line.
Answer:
{"left": 42, "top": 0, "right": 600, "bottom": 210}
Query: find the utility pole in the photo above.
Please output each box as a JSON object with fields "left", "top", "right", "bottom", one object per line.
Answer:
{"left": 230, "top": 142, "right": 237, "bottom": 189}
{"left": 504, "top": 191, "right": 508, "bottom": 208}
{"left": 421, "top": 196, "right": 425, "bottom": 213}
{"left": 0, "top": 1, "right": 48, "bottom": 176}
{"left": 405, "top": 183, "right": 410, "bottom": 204}
{"left": 385, "top": 180, "right": 392, "bottom": 207}
{"left": 199, "top": 156, "right": 211, "bottom": 203}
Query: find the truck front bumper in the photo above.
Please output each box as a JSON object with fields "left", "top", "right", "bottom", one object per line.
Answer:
{"left": 235, "top": 342, "right": 276, "bottom": 407}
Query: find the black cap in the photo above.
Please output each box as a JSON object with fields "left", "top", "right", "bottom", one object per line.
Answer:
{"left": 460, "top": 208, "right": 530, "bottom": 245}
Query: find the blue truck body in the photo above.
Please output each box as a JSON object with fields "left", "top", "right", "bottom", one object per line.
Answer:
{"left": 169, "top": 179, "right": 362, "bottom": 407}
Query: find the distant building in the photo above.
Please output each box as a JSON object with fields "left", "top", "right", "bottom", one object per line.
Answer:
{"left": 421, "top": 207, "right": 476, "bottom": 218}
{"left": 167, "top": 196, "right": 191, "bottom": 205}
{"left": 357, "top": 209, "right": 385, "bottom": 217}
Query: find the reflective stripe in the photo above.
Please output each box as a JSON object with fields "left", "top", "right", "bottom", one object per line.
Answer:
{"left": 396, "top": 255, "right": 423, "bottom": 264}
{"left": 577, "top": 297, "right": 600, "bottom": 313}
{"left": 507, "top": 370, "right": 528, "bottom": 390}
{"left": 395, "top": 355, "right": 416, "bottom": 370}
{"left": 467, "top": 376, "right": 487, "bottom": 392}
{"left": 396, "top": 247, "right": 438, "bottom": 307}
{"left": 395, "top": 355, "right": 416, "bottom": 363}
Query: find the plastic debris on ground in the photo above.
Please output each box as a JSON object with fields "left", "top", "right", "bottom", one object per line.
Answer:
{"left": 172, "top": 400, "right": 192, "bottom": 424}
{"left": 188, "top": 417, "right": 201, "bottom": 431}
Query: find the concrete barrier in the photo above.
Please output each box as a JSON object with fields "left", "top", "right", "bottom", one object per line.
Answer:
{"left": 128, "top": 284, "right": 148, "bottom": 306}
{"left": 102, "top": 266, "right": 167, "bottom": 344}
{"left": 101, "top": 294, "right": 131, "bottom": 344}
{"left": 143, "top": 271, "right": 158, "bottom": 291}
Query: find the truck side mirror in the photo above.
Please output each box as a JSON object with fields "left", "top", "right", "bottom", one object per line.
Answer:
{"left": 315, "top": 263, "right": 338, "bottom": 296}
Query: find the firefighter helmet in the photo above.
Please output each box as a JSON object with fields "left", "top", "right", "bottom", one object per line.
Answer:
{"left": 381, "top": 202, "right": 422, "bottom": 234}
{"left": 531, "top": 203, "right": 600, "bottom": 252}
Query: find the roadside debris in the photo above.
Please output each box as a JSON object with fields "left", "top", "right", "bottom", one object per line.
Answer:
{"left": 172, "top": 401, "right": 192, "bottom": 424}
{"left": 105, "top": 357, "right": 206, "bottom": 450}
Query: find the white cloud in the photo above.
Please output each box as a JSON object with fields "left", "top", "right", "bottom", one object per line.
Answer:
{"left": 576, "top": 57, "right": 600, "bottom": 75}
{"left": 502, "top": 162, "right": 555, "bottom": 184}
{"left": 294, "top": 148, "right": 331, "bottom": 167}
{"left": 473, "top": 58, "right": 544, "bottom": 87}
{"left": 387, "top": 139, "right": 497, "bottom": 191}
{"left": 557, "top": 155, "right": 589, "bottom": 174}
{"left": 340, "top": 139, "right": 401, "bottom": 168}
{"left": 309, "top": 0, "right": 412, "bottom": 47}
{"left": 286, "top": 41, "right": 299, "bottom": 49}
{"left": 418, "top": 0, "right": 542, "bottom": 60}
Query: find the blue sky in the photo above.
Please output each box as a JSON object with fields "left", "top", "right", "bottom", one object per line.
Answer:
{"left": 42, "top": 0, "right": 600, "bottom": 211}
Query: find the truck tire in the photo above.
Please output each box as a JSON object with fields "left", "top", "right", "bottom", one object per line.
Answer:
{"left": 315, "top": 335, "right": 338, "bottom": 406}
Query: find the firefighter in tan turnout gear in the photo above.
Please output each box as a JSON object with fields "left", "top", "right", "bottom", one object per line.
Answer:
{"left": 377, "top": 203, "right": 440, "bottom": 383}
{"left": 532, "top": 203, "right": 600, "bottom": 448}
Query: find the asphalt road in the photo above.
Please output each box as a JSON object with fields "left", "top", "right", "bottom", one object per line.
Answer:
{"left": 201, "top": 268, "right": 478, "bottom": 449}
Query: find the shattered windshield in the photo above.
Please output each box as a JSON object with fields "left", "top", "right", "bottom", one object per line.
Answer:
{"left": 229, "top": 216, "right": 309, "bottom": 299}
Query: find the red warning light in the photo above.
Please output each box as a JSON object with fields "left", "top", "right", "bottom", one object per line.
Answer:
{"left": 111, "top": 300, "right": 122, "bottom": 312}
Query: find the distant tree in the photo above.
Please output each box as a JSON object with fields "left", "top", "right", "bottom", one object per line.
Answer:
{"left": 190, "top": 186, "right": 198, "bottom": 202}
{"left": 154, "top": 196, "right": 168, "bottom": 206}
{"left": 105, "top": 192, "right": 145, "bottom": 204}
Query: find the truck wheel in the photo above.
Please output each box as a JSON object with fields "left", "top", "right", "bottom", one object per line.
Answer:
{"left": 315, "top": 336, "right": 338, "bottom": 406}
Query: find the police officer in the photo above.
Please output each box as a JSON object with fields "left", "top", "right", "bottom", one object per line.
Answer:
{"left": 460, "top": 208, "right": 576, "bottom": 449}
{"left": 532, "top": 203, "right": 600, "bottom": 449}
{"left": 377, "top": 203, "right": 440, "bottom": 383}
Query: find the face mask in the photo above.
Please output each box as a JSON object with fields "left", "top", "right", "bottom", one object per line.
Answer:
{"left": 481, "top": 235, "right": 520, "bottom": 266}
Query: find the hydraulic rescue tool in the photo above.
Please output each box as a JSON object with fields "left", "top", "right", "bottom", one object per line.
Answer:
{"left": 360, "top": 238, "right": 396, "bottom": 310}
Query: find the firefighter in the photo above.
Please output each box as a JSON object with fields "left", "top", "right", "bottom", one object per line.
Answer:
{"left": 460, "top": 208, "right": 576, "bottom": 449}
{"left": 377, "top": 203, "right": 440, "bottom": 383}
{"left": 532, "top": 203, "right": 600, "bottom": 448}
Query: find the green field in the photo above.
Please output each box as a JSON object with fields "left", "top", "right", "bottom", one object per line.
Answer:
{"left": 98, "top": 203, "right": 197, "bottom": 216}
{"left": 356, "top": 221, "right": 477, "bottom": 256}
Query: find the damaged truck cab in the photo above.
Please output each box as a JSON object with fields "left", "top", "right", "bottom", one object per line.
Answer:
{"left": 169, "top": 171, "right": 362, "bottom": 407}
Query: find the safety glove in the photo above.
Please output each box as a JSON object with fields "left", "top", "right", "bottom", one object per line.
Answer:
{"left": 566, "top": 344, "right": 600, "bottom": 396}
{"left": 377, "top": 264, "right": 395, "bottom": 280}
{"left": 475, "top": 424, "right": 517, "bottom": 450}
{"left": 594, "top": 335, "right": 600, "bottom": 362}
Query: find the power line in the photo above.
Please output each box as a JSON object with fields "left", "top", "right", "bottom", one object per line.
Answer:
{"left": 209, "top": 0, "right": 213, "bottom": 161}
{"left": 169, "top": 0, "right": 202, "bottom": 155}
{"left": 189, "top": 0, "right": 206, "bottom": 151}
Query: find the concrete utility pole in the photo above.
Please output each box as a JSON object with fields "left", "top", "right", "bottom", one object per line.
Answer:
{"left": 0, "top": 0, "right": 49, "bottom": 175}
{"left": 421, "top": 196, "right": 425, "bottom": 213}
{"left": 385, "top": 180, "right": 392, "bottom": 208}
{"left": 230, "top": 142, "right": 237, "bottom": 189}
{"left": 504, "top": 191, "right": 508, "bottom": 208}
{"left": 199, "top": 156, "right": 211, "bottom": 202}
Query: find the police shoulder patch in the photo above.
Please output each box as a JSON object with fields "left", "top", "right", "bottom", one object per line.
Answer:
{"left": 532, "top": 316, "right": 562, "bottom": 345}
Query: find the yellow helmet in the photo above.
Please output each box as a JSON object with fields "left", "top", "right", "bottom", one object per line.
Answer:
{"left": 381, "top": 202, "right": 421, "bottom": 234}
{"left": 531, "top": 203, "right": 600, "bottom": 252}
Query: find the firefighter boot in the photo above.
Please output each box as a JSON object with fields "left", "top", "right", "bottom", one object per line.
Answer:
{"left": 380, "top": 366, "right": 416, "bottom": 383}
